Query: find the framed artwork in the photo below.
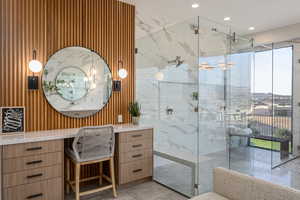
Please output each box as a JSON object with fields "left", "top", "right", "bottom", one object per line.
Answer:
{"left": 1, "top": 107, "right": 25, "bottom": 134}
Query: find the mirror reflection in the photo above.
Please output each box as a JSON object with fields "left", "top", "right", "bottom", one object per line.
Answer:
{"left": 42, "top": 46, "right": 112, "bottom": 118}
{"left": 55, "top": 67, "right": 88, "bottom": 101}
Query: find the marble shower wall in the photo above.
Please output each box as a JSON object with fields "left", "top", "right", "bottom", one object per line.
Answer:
{"left": 136, "top": 17, "right": 232, "bottom": 157}
{"left": 136, "top": 65, "right": 199, "bottom": 155}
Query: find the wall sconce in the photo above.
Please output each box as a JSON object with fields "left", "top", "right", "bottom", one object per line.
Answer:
{"left": 113, "top": 60, "right": 128, "bottom": 91}
{"left": 28, "top": 50, "right": 42, "bottom": 90}
{"left": 118, "top": 61, "right": 128, "bottom": 79}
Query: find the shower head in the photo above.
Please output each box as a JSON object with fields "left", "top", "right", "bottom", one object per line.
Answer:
{"left": 168, "top": 56, "right": 185, "bottom": 67}
{"left": 190, "top": 24, "right": 199, "bottom": 34}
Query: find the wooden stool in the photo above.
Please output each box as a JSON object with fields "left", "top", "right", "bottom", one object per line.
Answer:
{"left": 65, "top": 126, "right": 117, "bottom": 200}
{"left": 65, "top": 156, "right": 117, "bottom": 200}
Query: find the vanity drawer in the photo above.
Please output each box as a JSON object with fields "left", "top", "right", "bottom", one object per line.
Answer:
{"left": 3, "top": 177, "right": 63, "bottom": 200}
{"left": 3, "top": 165, "right": 62, "bottom": 188}
{"left": 119, "top": 129, "right": 153, "bottom": 143}
{"left": 120, "top": 149, "right": 153, "bottom": 163}
{"left": 3, "top": 152, "right": 62, "bottom": 174}
{"left": 119, "top": 139, "right": 152, "bottom": 153}
{"left": 119, "top": 159, "right": 152, "bottom": 184}
{"left": 3, "top": 140, "right": 63, "bottom": 159}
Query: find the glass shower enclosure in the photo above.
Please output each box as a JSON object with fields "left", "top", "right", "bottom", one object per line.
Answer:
{"left": 136, "top": 16, "right": 233, "bottom": 197}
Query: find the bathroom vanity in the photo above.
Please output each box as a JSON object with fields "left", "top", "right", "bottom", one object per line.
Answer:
{"left": 0, "top": 124, "right": 153, "bottom": 200}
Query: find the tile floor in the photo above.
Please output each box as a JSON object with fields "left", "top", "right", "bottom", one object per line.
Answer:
{"left": 65, "top": 181, "right": 187, "bottom": 200}
{"left": 230, "top": 146, "right": 300, "bottom": 190}
{"left": 66, "top": 147, "right": 300, "bottom": 200}
{"left": 154, "top": 146, "right": 300, "bottom": 197}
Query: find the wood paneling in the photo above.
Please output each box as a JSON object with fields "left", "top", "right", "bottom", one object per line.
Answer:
{"left": 0, "top": 0, "right": 135, "bottom": 131}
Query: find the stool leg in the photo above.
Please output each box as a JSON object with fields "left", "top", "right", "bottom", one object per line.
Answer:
{"left": 99, "top": 162, "right": 103, "bottom": 185}
{"left": 109, "top": 158, "right": 117, "bottom": 198}
{"left": 66, "top": 157, "right": 70, "bottom": 194}
{"left": 75, "top": 163, "right": 80, "bottom": 200}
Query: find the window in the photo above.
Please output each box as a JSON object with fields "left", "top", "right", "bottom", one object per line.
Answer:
{"left": 249, "top": 47, "right": 293, "bottom": 153}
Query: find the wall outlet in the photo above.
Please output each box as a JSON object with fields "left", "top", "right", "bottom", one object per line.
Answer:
{"left": 118, "top": 115, "right": 123, "bottom": 123}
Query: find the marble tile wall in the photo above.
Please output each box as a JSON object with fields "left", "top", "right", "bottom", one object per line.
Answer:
{"left": 136, "top": 16, "right": 233, "bottom": 156}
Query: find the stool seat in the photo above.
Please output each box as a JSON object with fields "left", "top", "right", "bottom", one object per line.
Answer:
{"left": 66, "top": 147, "right": 111, "bottom": 163}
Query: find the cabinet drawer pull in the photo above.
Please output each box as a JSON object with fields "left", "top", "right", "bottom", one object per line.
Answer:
{"left": 132, "top": 154, "right": 142, "bottom": 158}
{"left": 26, "top": 193, "right": 43, "bottom": 199}
{"left": 132, "top": 144, "right": 142, "bottom": 148}
{"left": 26, "top": 160, "right": 43, "bottom": 165}
{"left": 26, "top": 147, "right": 42, "bottom": 151}
{"left": 133, "top": 169, "right": 142, "bottom": 173}
{"left": 132, "top": 134, "right": 142, "bottom": 138}
{"left": 27, "top": 173, "right": 43, "bottom": 179}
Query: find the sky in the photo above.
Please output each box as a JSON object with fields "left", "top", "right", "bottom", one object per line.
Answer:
{"left": 252, "top": 47, "right": 293, "bottom": 96}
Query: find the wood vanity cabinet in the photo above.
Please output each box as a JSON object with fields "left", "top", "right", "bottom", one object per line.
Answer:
{"left": 0, "top": 127, "right": 154, "bottom": 199}
{"left": 1, "top": 140, "right": 64, "bottom": 200}
{"left": 116, "top": 128, "right": 153, "bottom": 185}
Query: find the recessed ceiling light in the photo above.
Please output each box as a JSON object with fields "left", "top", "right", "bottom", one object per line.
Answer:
{"left": 248, "top": 26, "right": 255, "bottom": 31}
{"left": 192, "top": 3, "right": 199, "bottom": 8}
{"left": 224, "top": 17, "right": 231, "bottom": 21}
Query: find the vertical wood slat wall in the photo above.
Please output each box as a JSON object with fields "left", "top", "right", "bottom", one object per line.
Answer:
{"left": 0, "top": 0, "right": 135, "bottom": 132}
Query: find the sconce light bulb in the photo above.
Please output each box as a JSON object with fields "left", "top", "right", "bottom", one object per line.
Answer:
{"left": 155, "top": 71, "right": 164, "bottom": 81}
{"left": 29, "top": 60, "right": 42, "bottom": 73}
{"left": 118, "top": 68, "right": 128, "bottom": 79}
{"left": 91, "top": 83, "right": 96, "bottom": 89}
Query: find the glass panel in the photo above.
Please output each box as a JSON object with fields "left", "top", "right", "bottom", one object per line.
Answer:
{"left": 272, "top": 46, "right": 294, "bottom": 167}
{"left": 244, "top": 44, "right": 294, "bottom": 169}
{"left": 227, "top": 37, "right": 259, "bottom": 175}
{"left": 154, "top": 154, "right": 195, "bottom": 195}
{"left": 228, "top": 42, "right": 295, "bottom": 173}
{"left": 197, "top": 19, "right": 231, "bottom": 194}
{"left": 136, "top": 17, "right": 199, "bottom": 197}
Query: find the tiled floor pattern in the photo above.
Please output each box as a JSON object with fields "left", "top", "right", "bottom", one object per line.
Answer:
{"left": 65, "top": 181, "right": 187, "bottom": 200}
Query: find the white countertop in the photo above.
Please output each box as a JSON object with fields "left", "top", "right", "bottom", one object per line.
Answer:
{"left": 0, "top": 124, "right": 153, "bottom": 146}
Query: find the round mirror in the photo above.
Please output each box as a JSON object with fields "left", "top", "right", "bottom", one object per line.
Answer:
{"left": 42, "top": 46, "right": 112, "bottom": 118}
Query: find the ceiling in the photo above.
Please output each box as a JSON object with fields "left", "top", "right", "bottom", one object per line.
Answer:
{"left": 120, "top": 0, "right": 300, "bottom": 39}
